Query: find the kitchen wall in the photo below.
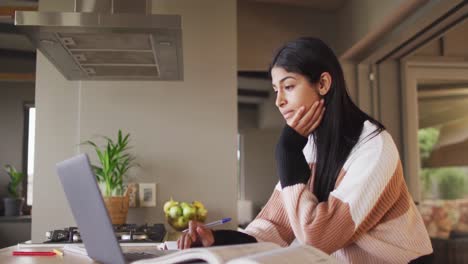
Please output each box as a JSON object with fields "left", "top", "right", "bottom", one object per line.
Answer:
{"left": 240, "top": 128, "right": 280, "bottom": 213}
{"left": 31, "top": 0, "right": 237, "bottom": 242}
{"left": 238, "top": 104, "right": 258, "bottom": 131}
{"left": 335, "top": 0, "right": 407, "bottom": 55}
{"left": 237, "top": 0, "right": 337, "bottom": 71}
{"left": 238, "top": 0, "right": 411, "bottom": 71}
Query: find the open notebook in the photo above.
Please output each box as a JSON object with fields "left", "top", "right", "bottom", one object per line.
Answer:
{"left": 134, "top": 242, "right": 336, "bottom": 264}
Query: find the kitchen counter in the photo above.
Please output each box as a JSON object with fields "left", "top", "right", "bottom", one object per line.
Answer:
{"left": 0, "top": 244, "right": 166, "bottom": 264}
{"left": 0, "top": 245, "right": 95, "bottom": 264}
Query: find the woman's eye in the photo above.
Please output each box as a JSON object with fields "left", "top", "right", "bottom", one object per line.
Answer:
{"left": 285, "top": 85, "right": 294, "bottom": 90}
{"left": 273, "top": 89, "right": 278, "bottom": 93}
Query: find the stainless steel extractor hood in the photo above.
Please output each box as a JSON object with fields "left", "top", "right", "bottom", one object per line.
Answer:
{"left": 14, "top": 0, "right": 183, "bottom": 81}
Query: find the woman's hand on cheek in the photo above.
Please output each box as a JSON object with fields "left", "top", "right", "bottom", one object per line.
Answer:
{"left": 288, "top": 99, "right": 325, "bottom": 137}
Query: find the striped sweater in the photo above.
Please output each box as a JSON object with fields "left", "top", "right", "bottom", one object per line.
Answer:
{"left": 241, "top": 121, "right": 433, "bottom": 263}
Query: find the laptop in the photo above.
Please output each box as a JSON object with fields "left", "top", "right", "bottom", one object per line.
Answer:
{"left": 56, "top": 153, "right": 172, "bottom": 264}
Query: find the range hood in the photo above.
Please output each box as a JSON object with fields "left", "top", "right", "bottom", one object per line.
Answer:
{"left": 14, "top": 0, "right": 183, "bottom": 81}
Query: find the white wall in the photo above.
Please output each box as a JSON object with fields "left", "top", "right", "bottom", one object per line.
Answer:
{"left": 32, "top": 51, "right": 80, "bottom": 242}
{"left": 31, "top": 0, "right": 237, "bottom": 242}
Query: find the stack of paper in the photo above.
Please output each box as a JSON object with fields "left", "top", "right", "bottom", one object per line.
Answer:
{"left": 63, "top": 245, "right": 89, "bottom": 257}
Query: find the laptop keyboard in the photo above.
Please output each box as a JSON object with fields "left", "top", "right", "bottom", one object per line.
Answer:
{"left": 124, "top": 252, "right": 157, "bottom": 261}
{"left": 123, "top": 250, "right": 173, "bottom": 261}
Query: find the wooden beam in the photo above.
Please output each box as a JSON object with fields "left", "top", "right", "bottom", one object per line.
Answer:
{"left": 0, "top": 73, "right": 35, "bottom": 81}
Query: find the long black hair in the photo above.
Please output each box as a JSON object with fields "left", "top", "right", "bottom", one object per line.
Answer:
{"left": 270, "top": 37, "right": 385, "bottom": 202}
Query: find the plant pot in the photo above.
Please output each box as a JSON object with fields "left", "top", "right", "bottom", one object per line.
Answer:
{"left": 103, "top": 194, "right": 129, "bottom": 225}
{"left": 3, "top": 197, "right": 24, "bottom": 216}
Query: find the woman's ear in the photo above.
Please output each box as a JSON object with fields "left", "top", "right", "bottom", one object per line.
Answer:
{"left": 318, "top": 72, "right": 332, "bottom": 96}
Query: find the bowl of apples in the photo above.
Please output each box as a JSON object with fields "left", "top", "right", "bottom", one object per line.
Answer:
{"left": 163, "top": 198, "right": 208, "bottom": 231}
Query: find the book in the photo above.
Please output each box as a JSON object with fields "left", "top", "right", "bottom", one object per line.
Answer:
{"left": 63, "top": 244, "right": 89, "bottom": 257}
{"left": 157, "top": 241, "right": 178, "bottom": 250}
{"left": 17, "top": 242, "right": 161, "bottom": 248}
{"left": 133, "top": 242, "right": 336, "bottom": 264}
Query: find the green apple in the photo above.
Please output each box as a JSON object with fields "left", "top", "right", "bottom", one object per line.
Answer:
{"left": 168, "top": 205, "right": 182, "bottom": 218}
{"left": 163, "top": 198, "right": 178, "bottom": 214}
{"left": 183, "top": 205, "right": 197, "bottom": 220}
{"left": 175, "top": 216, "right": 189, "bottom": 229}
{"left": 192, "top": 201, "right": 205, "bottom": 210}
{"left": 196, "top": 207, "right": 208, "bottom": 222}
{"left": 180, "top": 202, "right": 191, "bottom": 209}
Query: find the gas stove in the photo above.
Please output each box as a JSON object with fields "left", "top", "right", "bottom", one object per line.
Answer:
{"left": 44, "top": 224, "right": 166, "bottom": 243}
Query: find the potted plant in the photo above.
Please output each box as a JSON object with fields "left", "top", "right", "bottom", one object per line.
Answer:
{"left": 82, "top": 130, "right": 138, "bottom": 225}
{"left": 3, "top": 165, "right": 25, "bottom": 216}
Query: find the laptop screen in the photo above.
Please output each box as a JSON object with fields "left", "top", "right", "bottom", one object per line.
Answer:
{"left": 56, "top": 154, "right": 126, "bottom": 264}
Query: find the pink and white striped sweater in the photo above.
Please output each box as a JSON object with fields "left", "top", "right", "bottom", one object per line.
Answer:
{"left": 242, "top": 121, "right": 433, "bottom": 263}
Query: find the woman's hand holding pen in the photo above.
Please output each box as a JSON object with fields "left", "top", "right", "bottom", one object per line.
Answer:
{"left": 288, "top": 99, "right": 325, "bottom": 137}
{"left": 177, "top": 220, "right": 214, "bottom": 249}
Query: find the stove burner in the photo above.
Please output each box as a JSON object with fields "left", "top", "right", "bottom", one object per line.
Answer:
{"left": 46, "top": 227, "right": 80, "bottom": 243}
{"left": 44, "top": 224, "right": 166, "bottom": 243}
{"left": 121, "top": 233, "right": 148, "bottom": 241}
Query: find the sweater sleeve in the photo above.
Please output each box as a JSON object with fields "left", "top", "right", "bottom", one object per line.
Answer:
{"left": 275, "top": 125, "right": 311, "bottom": 188}
{"left": 211, "top": 230, "right": 257, "bottom": 246}
{"left": 281, "top": 130, "right": 406, "bottom": 254}
{"left": 240, "top": 125, "right": 311, "bottom": 246}
{"left": 242, "top": 182, "right": 297, "bottom": 246}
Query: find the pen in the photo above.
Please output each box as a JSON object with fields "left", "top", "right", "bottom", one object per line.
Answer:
{"left": 12, "top": 251, "right": 57, "bottom": 256}
{"left": 182, "top": 217, "right": 232, "bottom": 232}
{"left": 53, "top": 249, "right": 64, "bottom": 256}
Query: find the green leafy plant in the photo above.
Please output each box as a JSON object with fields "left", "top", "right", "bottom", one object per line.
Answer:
{"left": 418, "top": 127, "right": 440, "bottom": 198}
{"left": 436, "top": 168, "right": 466, "bottom": 200}
{"left": 418, "top": 127, "right": 440, "bottom": 162}
{"left": 418, "top": 127, "right": 467, "bottom": 200}
{"left": 4, "top": 165, "right": 25, "bottom": 199}
{"left": 82, "top": 130, "right": 137, "bottom": 197}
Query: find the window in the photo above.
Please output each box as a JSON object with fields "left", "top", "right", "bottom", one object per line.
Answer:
{"left": 24, "top": 105, "right": 35, "bottom": 206}
{"left": 237, "top": 133, "right": 243, "bottom": 200}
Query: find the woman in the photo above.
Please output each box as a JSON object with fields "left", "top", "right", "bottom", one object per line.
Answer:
{"left": 178, "top": 37, "right": 433, "bottom": 263}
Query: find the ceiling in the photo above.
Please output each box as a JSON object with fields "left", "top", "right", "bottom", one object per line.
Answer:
{"left": 248, "top": 0, "right": 346, "bottom": 11}
{"left": 418, "top": 90, "right": 468, "bottom": 129}
{"left": 1, "top": 0, "right": 346, "bottom": 52}
{"left": 416, "top": 20, "right": 468, "bottom": 130}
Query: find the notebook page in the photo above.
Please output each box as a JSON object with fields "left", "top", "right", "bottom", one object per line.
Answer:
{"left": 206, "top": 242, "right": 280, "bottom": 262}
{"left": 227, "top": 244, "right": 336, "bottom": 264}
